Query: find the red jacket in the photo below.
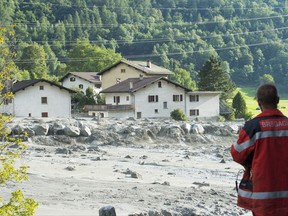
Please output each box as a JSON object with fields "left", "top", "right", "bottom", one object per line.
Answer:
{"left": 231, "top": 109, "right": 288, "bottom": 215}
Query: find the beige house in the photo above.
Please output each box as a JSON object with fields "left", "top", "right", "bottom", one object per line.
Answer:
{"left": 98, "top": 60, "right": 173, "bottom": 90}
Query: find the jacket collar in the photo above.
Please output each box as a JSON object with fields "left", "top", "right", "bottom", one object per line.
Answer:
{"left": 255, "top": 109, "right": 285, "bottom": 118}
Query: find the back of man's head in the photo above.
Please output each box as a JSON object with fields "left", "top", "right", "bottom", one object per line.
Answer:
{"left": 256, "top": 83, "right": 279, "bottom": 109}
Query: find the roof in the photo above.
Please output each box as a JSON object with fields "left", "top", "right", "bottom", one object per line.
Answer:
{"left": 188, "top": 91, "right": 222, "bottom": 95}
{"left": 101, "top": 77, "right": 191, "bottom": 93}
{"left": 98, "top": 60, "right": 173, "bottom": 76}
{"left": 7, "top": 79, "right": 76, "bottom": 94}
{"left": 59, "top": 72, "right": 101, "bottom": 83}
{"left": 220, "top": 100, "right": 233, "bottom": 115}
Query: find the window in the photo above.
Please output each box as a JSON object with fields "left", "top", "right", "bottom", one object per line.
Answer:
{"left": 137, "top": 112, "right": 142, "bottom": 119}
{"left": 70, "top": 77, "right": 76, "bottom": 82}
{"left": 126, "top": 96, "right": 129, "bottom": 101}
{"left": 114, "top": 96, "right": 120, "bottom": 104}
{"left": 173, "top": 94, "right": 183, "bottom": 102}
{"left": 158, "top": 82, "right": 162, "bottom": 88}
{"left": 163, "top": 102, "right": 168, "bottom": 109}
{"left": 121, "top": 69, "right": 126, "bottom": 73}
{"left": 42, "top": 112, "right": 48, "bottom": 117}
{"left": 39, "top": 86, "right": 44, "bottom": 90}
{"left": 155, "top": 109, "right": 159, "bottom": 114}
{"left": 190, "top": 109, "right": 199, "bottom": 116}
{"left": 190, "top": 95, "right": 199, "bottom": 102}
{"left": 95, "top": 84, "right": 101, "bottom": 88}
{"left": 4, "top": 98, "right": 12, "bottom": 105}
{"left": 148, "top": 95, "right": 158, "bottom": 103}
{"left": 41, "top": 97, "right": 47, "bottom": 104}
{"left": 79, "top": 84, "right": 83, "bottom": 89}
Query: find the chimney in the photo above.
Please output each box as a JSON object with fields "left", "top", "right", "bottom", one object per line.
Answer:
{"left": 147, "top": 60, "right": 151, "bottom": 68}
{"left": 129, "top": 81, "right": 133, "bottom": 90}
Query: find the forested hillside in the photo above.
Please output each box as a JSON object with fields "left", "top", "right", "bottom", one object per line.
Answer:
{"left": 1, "top": 0, "right": 288, "bottom": 90}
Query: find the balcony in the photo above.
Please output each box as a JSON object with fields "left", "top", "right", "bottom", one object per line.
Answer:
{"left": 84, "top": 104, "right": 134, "bottom": 112}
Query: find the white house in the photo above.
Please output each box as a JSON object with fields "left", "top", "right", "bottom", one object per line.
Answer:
{"left": 59, "top": 72, "right": 102, "bottom": 94}
{"left": 0, "top": 79, "right": 76, "bottom": 118}
{"left": 84, "top": 77, "right": 221, "bottom": 119}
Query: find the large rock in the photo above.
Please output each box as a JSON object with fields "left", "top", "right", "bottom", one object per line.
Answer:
{"left": 191, "top": 124, "right": 205, "bottom": 134}
{"left": 80, "top": 125, "right": 91, "bottom": 137}
{"left": 64, "top": 126, "right": 80, "bottom": 137}
{"left": 50, "top": 122, "right": 66, "bottom": 135}
{"left": 33, "top": 124, "right": 49, "bottom": 136}
{"left": 11, "top": 125, "right": 24, "bottom": 135}
{"left": 181, "top": 123, "right": 191, "bottom": 134}
{"left": 99, "top": 205, "right": 116, "bottom": 216}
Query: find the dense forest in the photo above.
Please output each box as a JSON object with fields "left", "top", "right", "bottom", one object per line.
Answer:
{"left": 1, "top": 0, "right": 288, "bottom": 91}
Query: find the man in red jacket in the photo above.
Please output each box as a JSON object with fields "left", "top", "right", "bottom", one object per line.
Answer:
{"left": 231, "top": 83, "right": 288, "bottom": 216}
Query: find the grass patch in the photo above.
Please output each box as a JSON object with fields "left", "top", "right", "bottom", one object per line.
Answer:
{"left": 237, "top": 86, "right": 288, "bottom": 117}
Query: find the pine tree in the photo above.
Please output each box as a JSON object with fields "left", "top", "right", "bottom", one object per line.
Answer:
{"left": 232, "top": 92, "right": 247, "bottom": 119}
{"left": 198, "top": 55, "right": 236, "bottom": 100}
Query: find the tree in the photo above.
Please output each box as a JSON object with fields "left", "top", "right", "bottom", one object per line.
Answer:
{"left": 232, "top": 91, "right": 252, "bottom": 120}
{"left": 17, "top": 43, "right": 49, "bottom": 79}
{"left": 198, "top": 56, "right": 236, "bottom": 100}
{"left": 169, "top": 68, "right": 196, "bottom": 90}
{"left": 260, "top": 74, "right": 274, "bottom": 85}
{"left": 67, "top": 39, "right": 123, "bottom": 72}
{"left": 0, "top": 26, "right": 38, "bottom": 215}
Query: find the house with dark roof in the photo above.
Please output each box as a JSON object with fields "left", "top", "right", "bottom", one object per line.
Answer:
{"left": 59, "top": 72, "right": 102, "bottom": 95}
{"left": 84, "top": 77, "right": 221, "bottom": 119}
{"left": 1, "top": 79, "right": 76, "bottom": 118}
{"left": 97, "top": 60, "right": 173, "bottom": 90}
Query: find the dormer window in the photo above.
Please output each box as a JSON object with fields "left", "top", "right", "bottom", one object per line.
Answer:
{"left": 70, "top": 77, "right": 76, "bottom": 82}
{"left": 158, "top": 82, "right": 162, "bottom": 88}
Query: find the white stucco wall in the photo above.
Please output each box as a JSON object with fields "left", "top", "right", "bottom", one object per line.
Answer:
{"left": 62, "top": 75, "right": 101, "bottom": 94}
{"left": 133, "top": 81, "right": 186, "bottom": 118}
{"left": 186, "top": 92, "right": 220, "bottom": 118}
{"left": 105, "top": 93, "right": 132, "bottom": 105}
{"left": 13, "top": 82, "right": 72, "bottom": 118}
{"left": 105, "top": 80, "right": 186, "bottom": 118}
{"left": 103, "top": 81, "right": 220, "bottom": 119}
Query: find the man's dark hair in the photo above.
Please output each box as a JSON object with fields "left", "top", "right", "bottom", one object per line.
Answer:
{"left": 256, "top": 84, "right": 279, "bottom": 108}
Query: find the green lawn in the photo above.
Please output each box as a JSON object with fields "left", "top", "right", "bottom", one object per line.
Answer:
{"left": 237, "top": 86, "right": 288, "bottom": 117}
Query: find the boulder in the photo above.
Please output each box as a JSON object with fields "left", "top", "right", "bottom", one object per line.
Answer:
{"left": 33, "top": 124, "right": 49, "bottom": 136}
{"left": 99, "top": 205, "right": 116, "bottom": 216}
{"left": 191, "top": 124, "right": 205, "bottom": 134}
{"left": 64, "top": 126, "right": 80, "bottom": 137}
{"left": 80, "top": 125, "right": 91, "bottom": 137}
{"left": 181, "top": 123, "right": 191, "bottom": 134}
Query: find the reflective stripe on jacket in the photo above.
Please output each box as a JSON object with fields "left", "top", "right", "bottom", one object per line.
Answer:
{"left": 231, "top": 109, "right": 288, "bottom": 215}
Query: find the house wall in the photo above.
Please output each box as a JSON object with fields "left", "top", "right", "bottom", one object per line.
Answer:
{"left": 186, "top": 93, "right": 220, "bottom": 119}
{"left": 13, "top": 82, "right": 72, "bottom": 118}
{"left": 101, "top": 63, "right": 149, "bottom": 90}
{"left": 106, "top": 93, "right": 133, "bottom": 105}
{"left": 62, "top": 74, "right": 101, "bottom": 94}
{"left": 134, "top": 81, "right": 186, "bottom": 118}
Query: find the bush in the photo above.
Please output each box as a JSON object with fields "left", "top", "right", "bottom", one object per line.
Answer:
{"left": 170, "top": 109, "right": 188, "bottom": 121}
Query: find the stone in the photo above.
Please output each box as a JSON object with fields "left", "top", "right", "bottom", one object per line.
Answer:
{"left": 80, "top": 125, "right": 91, "bottom": 137}
{"left": 99, "top": 205, "right": 116, "bottom": 216}
{"left": 33, "top": 124, "right": 49, "bottom": 135}
{"left": 64, "top": 126, "right": 80, "bottom": 137}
